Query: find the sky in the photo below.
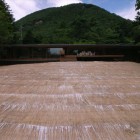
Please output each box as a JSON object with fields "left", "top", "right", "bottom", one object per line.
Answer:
{"left": 5, "top": 0, "right": 137, "bottom": 21}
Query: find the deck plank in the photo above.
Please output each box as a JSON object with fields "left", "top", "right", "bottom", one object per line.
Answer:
{"left": 0, "top": 62, "right": 140, "bottom": 140}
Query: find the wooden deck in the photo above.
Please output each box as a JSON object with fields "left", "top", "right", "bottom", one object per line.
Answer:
{"left": 0, "top": 58, "right": 60, "bottom": 65}
{"left": 0, "top": 62, "right": 140, "bottom": 139}
{"left": 77, "top": 55, "right": 124, "bottom": 57}
{"left": 77, "top": 55, "right": 124, "bottom": 61}
{"left": 60, "top": 55, "right": 77, "bottom": 61}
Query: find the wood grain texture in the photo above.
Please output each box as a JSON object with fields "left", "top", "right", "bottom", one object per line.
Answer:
{"left": 0, "top": 62, "right": 140, "bottom": 140}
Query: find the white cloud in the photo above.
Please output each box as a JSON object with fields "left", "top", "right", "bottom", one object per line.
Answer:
{"left": 6, "top": 0, "right": 137, "bottom": 21}
{"left": 5, "top": 0, "right": 82, "bottom": 20}
{"left": 116, "top": 2, "right": 137, "bottom": 20}
{"left": 54, "top": 0, "right": 82, "bottom": 7}
{"left": 39, "top": 0, "right": 82, "bottom": 7}
{"left": 5, "top": 0, "right": 40, "bottom": 20}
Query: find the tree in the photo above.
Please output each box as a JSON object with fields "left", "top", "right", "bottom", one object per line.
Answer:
{"left": 117, "top": 21, "right": 134, "bottom": 44}
{"left": 133, "top": 0, "right": 140, "bottom": 44}
{"left": 136, "top": 0, "right": 140, "bottom": 22}
{"left": 0, "top": 0, "right": 14, "bottom": 44}
{"left": 23, "top": 30, "right": 35, "bottom": 44}
{"left": 133, "top": 25, "right": 140, "bottom": 43}
{"left": 71, "top": 18, "right": 90, "bottom": 39}
{"left": 23, "top": 30, "right": 42, "bottom": 44}
{"left": 136, "top": 0, "right": 140, "bottom": 10}
{"left": 70, "top": 18, "right": 97, "bottom": 43}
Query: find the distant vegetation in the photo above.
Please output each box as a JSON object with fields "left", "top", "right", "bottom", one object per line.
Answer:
{"left": 0, "top": 1, "right": 140, "bottom": 44}
{"left": 15, "top": 3, "right": 135, "bottom": 44}
{"left": 0, "top": 0, "right": 14, "bottom": 44}
{"left": 134, "top": 0, "right": 140, "bottom": 44}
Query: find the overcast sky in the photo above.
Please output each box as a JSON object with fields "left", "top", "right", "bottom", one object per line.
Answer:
{"left": 5, "top": 0, "right": 137, "bottom": 21}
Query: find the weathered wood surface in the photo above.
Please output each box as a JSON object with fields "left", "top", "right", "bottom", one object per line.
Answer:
{"left": 0, "top": 62, "right": 140, "bottom": 140}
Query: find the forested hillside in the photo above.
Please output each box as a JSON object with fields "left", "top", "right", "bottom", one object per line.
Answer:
{"left": 15, "top": 3, "right": 135, "bottom": 44}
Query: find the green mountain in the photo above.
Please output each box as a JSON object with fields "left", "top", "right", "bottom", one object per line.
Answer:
{"left": 15, "top": 3, "right": 134, "bottom": 44}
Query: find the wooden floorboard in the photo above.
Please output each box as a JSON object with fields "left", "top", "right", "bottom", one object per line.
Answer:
{"left": 0, "top": 62, "right": 140, "bottom": 139}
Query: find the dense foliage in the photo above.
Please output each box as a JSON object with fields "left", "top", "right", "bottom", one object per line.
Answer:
{"left": 0, "top": 0, "right": 14, "bottom": 44}
{"left": 136, "top": 0, "right": 140, "bottom": 12}
{"left": 15, "top": 3, "right": 135, "bottom": 44}
{"left": 133, "top": 0, "right": 140, "bottom": 44}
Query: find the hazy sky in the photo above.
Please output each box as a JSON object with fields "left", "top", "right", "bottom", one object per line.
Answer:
{"left": 5, "top": 0, "right": 137, "bottom": 21}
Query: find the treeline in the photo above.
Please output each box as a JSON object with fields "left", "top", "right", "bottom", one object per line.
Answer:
{"left": 0, "top": 0, "right": 140, "bottom": 45}
{"left": 0, "top": 0, "right": 14, "bottom": 44}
